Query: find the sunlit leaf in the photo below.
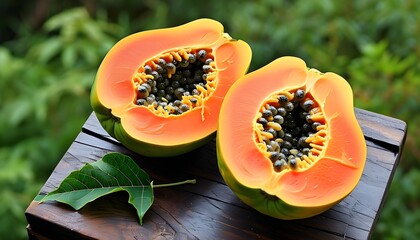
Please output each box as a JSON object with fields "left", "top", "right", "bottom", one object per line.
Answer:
{"left": 43, "top": 7, "right": 89, "bottom": 32}
{"left": 79, "top": 40, "right": 100, "bottom": 64}
{"left": 31, "top": 37, "right": 62, "bottom": 63}
{"left": 82, "top": 21, "right": 106, "bottom": 41}
{"left": 8, "top": 99, "right": 32, "bottom": 127}
{"left": 61, "top": 44, "right": 77, "bottom": 68}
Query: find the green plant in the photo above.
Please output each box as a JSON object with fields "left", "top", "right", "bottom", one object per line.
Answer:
{"left": 1, "top": 1, "right": 419, "bottom": 239}
{"left": 348, "top": 40, "right": 420, "bottom": 240}
{"left": 0, "top": 7, "right": 123, "bottom": 239}
{"left": 373, "top": 169, "right": 420, "bottom": 239}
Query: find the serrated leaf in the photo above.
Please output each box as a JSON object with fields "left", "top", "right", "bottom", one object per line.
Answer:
{"left": 38, "top": 152, "right": 153, "bottom": 224}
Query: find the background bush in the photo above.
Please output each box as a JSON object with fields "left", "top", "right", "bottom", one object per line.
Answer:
{"left": 1, "top": 0, "right": 418, "bottom": 239}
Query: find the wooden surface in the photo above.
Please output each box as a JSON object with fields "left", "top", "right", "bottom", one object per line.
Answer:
{"left": 25, "top": 108, "right": 407, "bottom": 240}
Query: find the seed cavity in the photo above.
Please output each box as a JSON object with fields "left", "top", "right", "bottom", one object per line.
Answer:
{"left": 132, "top": 48, "right": 217, "bottom": 117}
{"left": 254, "top": 88, "right": 327, "bottom": 172}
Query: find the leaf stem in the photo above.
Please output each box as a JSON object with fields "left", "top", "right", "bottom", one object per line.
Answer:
{"left": 153, "top": 179, "right": 196, "bottom": 188}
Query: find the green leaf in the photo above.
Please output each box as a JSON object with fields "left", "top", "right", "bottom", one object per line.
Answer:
{"left": 43, "top": 7, "right": 89, "bottom": 32}
{"left": 61, "top": 44, "right": 77, "bottom": 68}
{"left": 38, "top": 152, "right": 154, "bottom": 224}
{"left": 29, "top": 37, "right": 62, "bottom": 63}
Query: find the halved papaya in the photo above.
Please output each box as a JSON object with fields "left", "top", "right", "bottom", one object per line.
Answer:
{"left": 91, "top": 19, "right": 252, "bottom": 157}
{"left": 217, "top": 56, "right": 366, "bottom": 219}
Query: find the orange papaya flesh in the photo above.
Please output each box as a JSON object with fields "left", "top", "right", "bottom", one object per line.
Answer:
{"left": 91, "top": 19, "right": 252, "bottom": 157}
{"left": 217, "top": 56, "right": 366, "bottom": 219}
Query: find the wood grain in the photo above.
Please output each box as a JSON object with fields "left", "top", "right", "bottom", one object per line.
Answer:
{"left": 26, "top": 109, "right": 407, "bottom": 240}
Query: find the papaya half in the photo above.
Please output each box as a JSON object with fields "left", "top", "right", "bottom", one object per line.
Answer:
{"left": 91, "top": 19, "right": 252, "bottom": 157}
{"left": 217, "top": 56, "right": 366, "bottom": 219}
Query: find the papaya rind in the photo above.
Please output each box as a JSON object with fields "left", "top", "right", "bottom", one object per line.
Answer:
{"left": 217, "top": 137, "right": 339, "bottom": 219}
{"left": 216, "top": 56, "right": 366, "bottom": 219}
{"left": 90, "top": 19, "right": 251, "bottom": 157}
{"left": 91, "top": 76, "right": 216, "bottom": 157}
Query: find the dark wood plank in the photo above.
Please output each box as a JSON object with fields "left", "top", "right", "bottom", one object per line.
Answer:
{"left": 26, "top": 109, "right": 407, "bottom": 240}
{"left": 355, "top": 108, "right": 407, "bottom": 154}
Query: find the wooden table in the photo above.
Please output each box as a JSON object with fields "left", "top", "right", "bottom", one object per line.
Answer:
{"left": 25, "top": 108, "right": 407, "bottom": 240}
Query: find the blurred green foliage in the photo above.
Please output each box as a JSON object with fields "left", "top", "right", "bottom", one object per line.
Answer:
{"left": 0, "top": 0, "right": 418, "bottom": 239}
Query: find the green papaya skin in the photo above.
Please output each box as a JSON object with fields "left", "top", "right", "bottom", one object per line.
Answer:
{"left": 216, "top": 138, "right": 338, "bottom": 219}
{"left": 91, "top": 80, "right": 216, "bottom": 157}
{"left": 89, "top": 19, "right": 251, "bottom": 157}
{"left": 216, "top": 56, "right": 366, "bottom": 220}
